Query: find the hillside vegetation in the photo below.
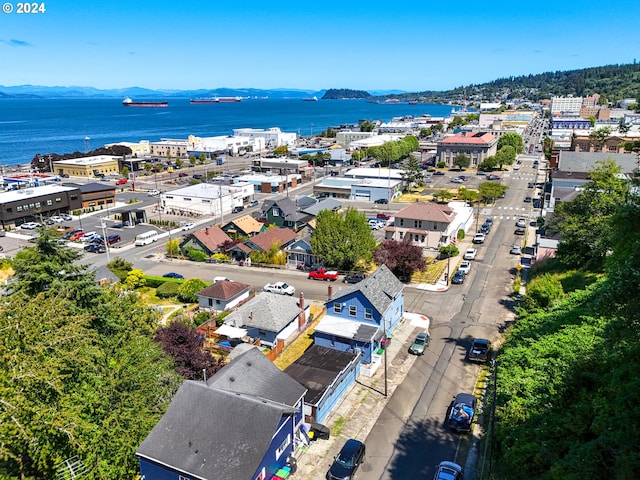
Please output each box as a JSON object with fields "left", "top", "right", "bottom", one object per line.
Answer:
{"left": 490, "top": 160, "right": 640, "bottom": 479}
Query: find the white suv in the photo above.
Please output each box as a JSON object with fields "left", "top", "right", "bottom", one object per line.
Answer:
{"left": 472, "top": 233, "right": 485, "bottom": 244}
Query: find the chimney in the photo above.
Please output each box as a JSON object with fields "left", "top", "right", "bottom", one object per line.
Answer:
{"left": 298, "top": 291, "right": 306, "bottom": 329}
{"left": 205, "top": 227, "right": 209, "bottom": 234}
{"left": 327, "top": 284, "right": 333, "bottom": 300}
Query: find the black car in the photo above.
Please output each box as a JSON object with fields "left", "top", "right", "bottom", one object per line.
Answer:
{"left": 524, "top": 196, "right": 532, "bottom": 202}
{"left": 192, "top": 173, "right": 204, "bottom": 180}
{"left": 327, "top": 439, "right": 365, "bottom": 480}
{"left": 84, "top": 243, "right": 106, "bottom": 254}
{"left": 163, "top": 272, "right": 184, "bottom": 279}
{"left": 451, "top": 270, "right": 466, "bottom": 284}
{"left": 343, "top": 273, "right": 365, "bottom": 284}
{"left": 374, "top": 198, "right": 388, "bottom": 204}
{"left": 433, "top": 170, "right": 446, "bottom": 175}
{"left": 480, "top": 223, "right": 491, "bottom": 234}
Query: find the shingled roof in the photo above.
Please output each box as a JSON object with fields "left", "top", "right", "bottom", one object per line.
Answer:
{"left": 394, "top": 201, "right": 457, "bottom": 223}
{"left": 189, "top": 225, "right": 232, "bottom": 253}
{"left": 330, "top": 264, "right": 403, "bottom": 315}
{"left": 196, "top": 280, "right": 251, "bottom": 300}
{"left": 136, "top": 349, "right": 306, "bottom": 479}
{"left": 223, "top": 292, "right": 303, "bottom": 333}
{"left": 243, "top": 227, "right": 296, "bottom": 252}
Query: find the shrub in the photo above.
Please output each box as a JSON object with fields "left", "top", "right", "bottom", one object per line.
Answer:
{"left": 194, "top": 311, "right": 210, "bottom": 326}
{"left": 437, "top": 161, "right": 446, "bottom": 168}
{"left": 457, "top": 229, "right": 465, "bottom": 240}
{"left": 216, "top": 311, "right": 230, "bottom": 327}
{"left": 185, "top": 247, "right": 208, "bottom": 262}
{"left": 156, "top": 281, "right": 180, "bottom": 298}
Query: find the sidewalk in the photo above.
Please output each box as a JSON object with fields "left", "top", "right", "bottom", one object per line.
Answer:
{"left": 293, "top": 312, "right": 426, "bottom": 479}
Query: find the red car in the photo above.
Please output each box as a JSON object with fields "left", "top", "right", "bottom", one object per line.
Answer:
{"left": 376, "top": 213, "right": 392, "bottom": 220}
{"left": 308, "top": 268, "right": 339, "bottom": 281}
{"left": 115, "top": 178, "right": 127, "bottom": 185}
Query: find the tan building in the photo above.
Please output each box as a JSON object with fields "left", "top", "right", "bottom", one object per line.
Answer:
{"left": 571, "top": 133, "right": 640, "bottom": 153}
{"left": 383, "top": 202, "right": 459, "bottom": 251}
{"left": 52, "top": 155, "right": 120, "bottom": 178}
{"left": 436, "top": 132, "right": 498, "bottom": 168}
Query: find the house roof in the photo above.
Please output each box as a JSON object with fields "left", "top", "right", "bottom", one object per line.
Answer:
{"left": 207, "top": 347, "right": 306, "bottom": 406}
{"left": 136, "top": 382, "right": 291, "bottom": 480}
{"left": 328, "top": 264, "right": 403, "bottom": 316}
{"left": 314, "top": 316, "right": 380, "bottom": 343}
{"left": 223, "top": 292, "right": 303, "bottom": 333}
{"left": 62, "top": 182, "right": 115, "bottom": 194}
{"left": 189, "top": 225, "right": 232, "bottom": 252}
{"left": 300, "top": 198, "right": 343, "bottom": 216}
{"left": 136, "top": 348, "right": 306, "bottom": 479}
{"left": 284, "top": 345, "right": 359, "bottom": 405}
{"left": 196, "top": 280, "right": 251, "bottom": 300}
{"left": 438, "top": 131, "right": 496, "bottom": 145}
{"left": 262, "top": 197, "right": 308, "bottom": 223}
{"left": 394, "top": 201, "right": 456, "bottom": 223}
{"left": 223, "top": 214, "right": 265, "bottom": 236}
{"left": 244, "top": 227, "right": 297, "bottom": 252}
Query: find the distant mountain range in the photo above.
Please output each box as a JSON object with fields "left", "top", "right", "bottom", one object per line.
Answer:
{"left": 0, "top": 85, "right": 408, "bottom": 99}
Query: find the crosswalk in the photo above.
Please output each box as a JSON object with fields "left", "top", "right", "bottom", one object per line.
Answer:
{"left": 481, "top": 205, "right": 538, "bottom": 220}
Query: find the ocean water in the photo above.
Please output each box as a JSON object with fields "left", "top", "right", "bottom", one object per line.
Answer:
{"left": 0, "top": 98, "right": 453, "bottom": 167}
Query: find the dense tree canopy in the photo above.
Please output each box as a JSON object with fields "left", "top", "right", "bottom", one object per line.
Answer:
{"left": 497, "top": 132, "right": 524, "bottom": 155}
{"left": 0, "top": 238, "right": 182, "bottom": 479}
{"left": 311, "top": 208, "right": 376, "bottom": 270}
{"left": 373, "top": 239, "right": 426, "bottom": 282}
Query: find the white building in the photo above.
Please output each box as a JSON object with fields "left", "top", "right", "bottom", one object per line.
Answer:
{"left": 160, "top": 182, "right": 254, "bottom": 217}
{"left": 232, "top": 127, "right": 297, "bottom": 149}
{"left": 349, "top": 134, "right": 405, "bottom": 150}
{"left": 551, "top": 96, "right": 583, "bottom": 116}
{"left": 335, "top": 131, "right": 376, "bottom": 149}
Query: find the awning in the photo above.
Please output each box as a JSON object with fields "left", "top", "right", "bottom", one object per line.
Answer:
{"left": 215, "top": 324, "right": 248, "bottom": 338}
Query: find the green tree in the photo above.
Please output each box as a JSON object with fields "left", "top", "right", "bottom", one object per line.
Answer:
{"left": 175, "top": 158, "right": 183, "bottom": 168}
{"left": 589, "top": 126, "right": 612, "bottom": 151}
{"left": 497, "top": 131, "right": 524, "bottom": 154}
{"left": 554, "top": 158, "right": 629, "bottom": 269}
{"left": 121, "top": 165, "right": 129, "bottom": 178}
{"left": 273, "top": 145, "right": 288, "bottom": 156}
{"left": 311, "top": 208, "right": 375, "bottom": 270}
{"left": 434, "top": 190, "right": 454, "bottom": 203}
{"left": 177, "top": 278, "right": 207, "bottom": 303}
{"left": 400, "top": 155, "right": 424, "bottom": 190}
{"left": 190, "top": 156, "right": 198, "bottom": 167}
{"left": 360, "top": 120, "right": 375, "bottom": 132}
{"left": 453, "top": 153, "right": 471, "bottom": 170}
{"left": 106, "top": 257, "right": 133, "bottom": 281}
{"left": 144, "top": 162, "right": 153, "bottom": 174}
{"left": 199, "top": 153, "right": 206, "bottom": 164}
{"left": 479, "top": 181, "right": 507, "bottom": 202}
{"left": 166, "top": 238, "right": 179, "bottom": 257}
{"left": 123, "top": 269, "right": 146, "bottom": 289}
{"left": 495, "top": 145, "right": 516, "bottom": 169}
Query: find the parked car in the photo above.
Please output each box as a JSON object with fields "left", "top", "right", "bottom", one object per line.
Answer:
{"left": 376, "top": 212, "right": 392, "bottom": 220}
{"left": 68, "top": 231, "right": 86, "bottom": 241}
{"left": 515, "top": 218, "right": 526, "bottom": 228}
{"left": 248, "top": 200, "right": 259, "bottom": 207}
{"left": 232, "top": 205, "right": 245, "bottom": 213}
{"left": 308, "top": 268, "right": 339, "bottom": 281}
{"left": 79, "top": 232, "right": 98, "bottom": 242}
{"left": 515, "top": 227, "right": 526, "bottom": 235}
{"left": 448, "top": 392, "right": 478, "bottom": 432}
{"left": 263, "top": 281, "right": 295, "bottom": 296}
{"left": 510, "top": 244, "right": 522, "bottom": 255}
{"left": 62, "top": 229, "right": 82, "bottom": 240}
{"left": 524, "top": 196, "right": 532, "bottom": 202}
{"left": 327, "top": 439, "right": 365, "bottom": 480}
{"left": 60, "top": 213, "right": 73, "bottom": 221}
{"left": 84, "top": 243, "right": 106, "bottom": 254}
{"left": 433, "top": 461, "right": 463, "bottom": 480}
{"left": 485, "top": 216, "right": 493, "bottom": 225}
{"left": 147, "top": 189, "right": 161, "bottom": 196}
{"left": 451, "top": 270, "right": 466, "bottom": 284}
{"left": 106, "top": 234, "right": 121, "bottom": 245}
{"left": 408, "top": 332, "right": 430, "bottom": 355}
{"left": 374, "top": 198, "right": 388, "bottom": 204}
{"left": 458, "top": 261, "right": 471, "bottom": 274}
{"left": 49, "top": 215, "right": 64, "bottom": 223}
{"left": 178, "top": 172, "right": 189, "bottom": 177}
{"left": 468, "top": 338, "right": 491, "bottom": 363}
{"left": 463, "top": 248, "right": 477, "bottom": 260}
{"left": 179, "top": 221, "right": 195, "bottom": 231}
{"left": 343, "top": 273, "right": 365, "bottom": 284}
{"left": 192, "top": 173, "right": 204, "bottom": 180}
{"left": 433, "top": 170, "right": 446, "bottom": 175}
{"left": 115, "top": 178, "right": 127, "bottom": 185}
{"left": 20, "top": 222, "right": 40, "bottom": 230}
{"left": 479, "top": 223, "right": 491, "bottom": 234}
{"left": 450, "top": 177, "right": 463, "bottom": 184}
{"left": 487, "top": 174, "right": 501, "bottom": 180}
{"left": 163, "top": 272, "right": 184, "bottom": 279}
{"left": 472, "top": 233, "right": 485, "bottom": 244}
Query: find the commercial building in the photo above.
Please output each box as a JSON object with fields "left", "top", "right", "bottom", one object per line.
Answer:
{"left": 436, "top": 132, "right": 498, "bottom": 168}
{"left": 0, "top": 184, "right": 82, "bottom": 227}
{"left": 551, "top": 96, "right": 583, "bottom": 116}
{"left": 232, "top": 127, "right": 297, "bottom": 149}
{"left": 52, "top": 155, "right": 121, "bottom": 178}
{"left": 160, "top": 182, "right": 254, "bottom": 217}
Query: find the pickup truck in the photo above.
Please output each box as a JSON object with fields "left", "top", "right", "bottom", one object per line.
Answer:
{"left": 263, "top": 281, "right": 295, "bottom": 296}
{"left": 468, "top": 338, "right": 491, "bottom": 363}
{"left": 308, "top": 268, "right": 339, "bottom": 281}
{"left": 448, "top": 392, "right": 478, "bottom": 432}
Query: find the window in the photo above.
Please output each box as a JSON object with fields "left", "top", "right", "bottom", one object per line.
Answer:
{"left": 333, "top": 303, "right": 342, "bottom": 314}
{"left": 46, "top": 200, "right": 52, "bottom": 206}
{"left": 415, "top": 220, "right": 422, "bottom": 228}
{"left": 433, "top": 223, "right": 438, "bottom": 230}
{"left": 364, "top": 308, "right": 372, "bottom": 320}
{"left": 349, "top": 305, "right": 357, "bottom": 317}
{"left": 183, "top": 197, "right": 192, "bottom": 201}
{"left": 275, "top": 434, "right": 290, "bottom": 460}
{"left": 272, "top": 207, "right": 280, "bottom": 217}
{"left": 208, "top": 299, "right": 213, "bottom": 306}
{"left": 55, "top": 197, "right": 62, "bottom": 203}
{"left": 399, "top": 218, "right": 404, "bottom": 227}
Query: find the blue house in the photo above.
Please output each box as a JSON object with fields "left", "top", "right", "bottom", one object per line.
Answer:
{"left": 314, "top": 264, "right": 404, "bottom": 365}
{"left": 136, "top": 348, "right": 307, "bottom": 480}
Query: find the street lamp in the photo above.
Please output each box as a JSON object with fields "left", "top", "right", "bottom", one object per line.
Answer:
{"left": 100, "top": 218, "right": 110, "bottom": 263}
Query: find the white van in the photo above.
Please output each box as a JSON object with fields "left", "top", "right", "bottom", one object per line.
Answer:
{"left": 135, "top": 230, "right": 159, "bottom": 246}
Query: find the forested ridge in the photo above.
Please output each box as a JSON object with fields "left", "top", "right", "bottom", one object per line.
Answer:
{"left": 391, "top": 63, "right": 640, "bottom": 103}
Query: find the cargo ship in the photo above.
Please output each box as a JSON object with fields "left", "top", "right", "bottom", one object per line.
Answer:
{"left": 189, "top": 96, "right": 243, "bottom": 104}
{"left": 122, "top": 97, "right": 168, "bottom": 107}
{"left": 302, "top": 96, "right": 318, "bottom": 102}
{"left": 217, "top": 96, "right": 243, "bottom": 103}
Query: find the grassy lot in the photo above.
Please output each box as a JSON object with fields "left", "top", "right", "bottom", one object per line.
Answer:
{"left": 273, "top": 305, "right": 325, "bottom": 370}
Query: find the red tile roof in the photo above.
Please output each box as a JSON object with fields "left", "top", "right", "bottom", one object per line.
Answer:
{"left": 439, "top": 132, "right": 496, "bottom": 145}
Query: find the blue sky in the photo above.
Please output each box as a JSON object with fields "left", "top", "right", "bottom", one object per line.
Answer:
{"left": 2, "top": 0, "right": 639, "bottom": 92}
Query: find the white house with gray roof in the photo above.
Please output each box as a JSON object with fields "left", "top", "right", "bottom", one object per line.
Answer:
{"left": 223, "top": 292, "right": 309, "bottom": 348}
